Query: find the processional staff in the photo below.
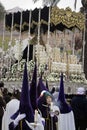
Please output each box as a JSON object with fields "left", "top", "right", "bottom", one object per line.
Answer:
{"left": 19, "top": 120, "right": 22, "bottom": 130}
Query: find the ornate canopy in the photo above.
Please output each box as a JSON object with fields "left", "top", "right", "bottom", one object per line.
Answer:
{"left": 5, "top": 6, "right": 85, "bottom": 33}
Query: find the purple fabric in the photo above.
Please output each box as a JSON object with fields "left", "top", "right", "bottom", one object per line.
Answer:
{"left": 11, "top": 63, "right": 34, "bottom": 123}
{"left": 9, "top": 122, "right": 15, "bottom": 130}
{"left": 30, "top": 62, "right": 37, "bottom": 111}
{"left": 19, "top": 63, "right": 34, "bottom": 122}
{"left": 37, "top": 77, "right": 47, "bottom": 98}
{"left": 57, "top": 73, "right": 71, "bottom": 114}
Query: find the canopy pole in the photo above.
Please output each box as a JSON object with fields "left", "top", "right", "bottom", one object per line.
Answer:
{"left": 37, "top": 8, "right": 41, "bottom": 45}
{"left": 19, "top": 12, "right": 22, "bottom": 41}
{"left": 9, "top": 13, "right": 14, "bottom": 70}
{"left": 27, "top": 10, "right": 32, "bottom": 64}
{"left": 82, "top": 13, "right": 86, "bottom": 73}
{"left": 10, "top": 13, "right": 14, "bottom": 42}
{"left": 72, "top": 28, "right": 75, "bottom": 55}
{"left": 47, "top": 6, "right": 51, "bottom": 72}
{"left": 18, "top": 11, "right": 22, "bottom": 70}
{"left": 47, "top": 6, "right": 51, "bottom": 45}
{"left": 2, "top": 13, "right": 6, "bottom": 52}
{"left": 37, "top": 8, "right": 41, "bottom": 68}
{"left": 1, "top": 13, "right": 6, "bottom": 78}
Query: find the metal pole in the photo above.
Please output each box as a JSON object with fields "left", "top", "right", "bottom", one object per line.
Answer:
{"left": 9, "top": 13, "right": 14, "bottom": 69}
{"left": 18, "top": 11, "right": 22, "bottom": 70}
{"left": 37, "top": 8, "right": 41, "bottom": 68}
{"left": 47, "top": 6, "right": 51, "bottom": 72}
{"left": 1, "top": 13, "right": 6, "bottom": 78}
{"left": 2, "top": 13, "right": 6, "bottom": 52}
{"left": 72, "top": 28, "right": 75, "bottom": 55}
{"left": 27, "top": 10, "right": 32, "bottom": 64}
{"left": 37, "top": 8, "right": 41, "bottom": 45}
{"left": 47, "top": 6, "right": 51, "bottom": 45}
{"left": 82, "top": 12, "right": 86, "bottom": 73}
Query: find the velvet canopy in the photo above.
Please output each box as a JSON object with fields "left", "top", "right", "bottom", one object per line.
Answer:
{"left": 5, "top": 6, "right": 85, "bottom": 33}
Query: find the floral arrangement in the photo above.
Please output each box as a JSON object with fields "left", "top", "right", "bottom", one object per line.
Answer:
{"left": 27, "top": 60, "right": 35, "bottom": 72}
{"left": 1, "top": 60, "right": 87, "bottom": 85}
{"left": 46, "top": 72, "right": 66, "bottom": 82}
{"left": 69, "top": 73, "right": 87, "bottom": 83}
{"left": 38, "top": 64, "right": 46, "bottom": 74}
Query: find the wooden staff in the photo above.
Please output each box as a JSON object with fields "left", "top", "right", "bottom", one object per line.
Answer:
{"left": 19, "top": 120, "right": 22, "bottom": 130}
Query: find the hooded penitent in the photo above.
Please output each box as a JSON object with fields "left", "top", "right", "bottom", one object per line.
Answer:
{"left": 57, "top": 73, "right": 71, "bottom": 114}
{"left": 30, "top": 61, "right": 37, "bottom": 111}
{"left": 56, "top": 73, "right": 75, "bottom": 130}
{"left": 11, "top": 62, "right": 34, "bottom": 123}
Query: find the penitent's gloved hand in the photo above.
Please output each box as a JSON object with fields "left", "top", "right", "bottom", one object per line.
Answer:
{"left": 14, "top": 113, "right": 26, "bottom": 126}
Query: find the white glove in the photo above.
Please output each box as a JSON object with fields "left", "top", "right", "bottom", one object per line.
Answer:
{"left": 14, "top": 113, "right": 26, "bottom": 126}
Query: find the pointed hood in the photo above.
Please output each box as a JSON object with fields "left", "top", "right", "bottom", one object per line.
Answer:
{"left": 57, "top": 73, "right": 71, "bottom": 114}
{"left": 11, "top": 63, "right": 34, "bottom": 123}
{"left": 30, "top": 61, "right": 37, "bottom": 111}
{"left": 37, "top": 76, "right": 47, "bottom": 98}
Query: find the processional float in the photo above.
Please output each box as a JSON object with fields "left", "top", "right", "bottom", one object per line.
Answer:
{"left": 1, "top": 2, "right": 87, "bottom": 93}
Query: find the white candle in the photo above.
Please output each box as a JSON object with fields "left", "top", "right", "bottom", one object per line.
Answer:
{"left": 50, "top": 102, "right": 53, "bottom": 111}
{"left": 34, "top": 110, "right": 38, "bottom": 123}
